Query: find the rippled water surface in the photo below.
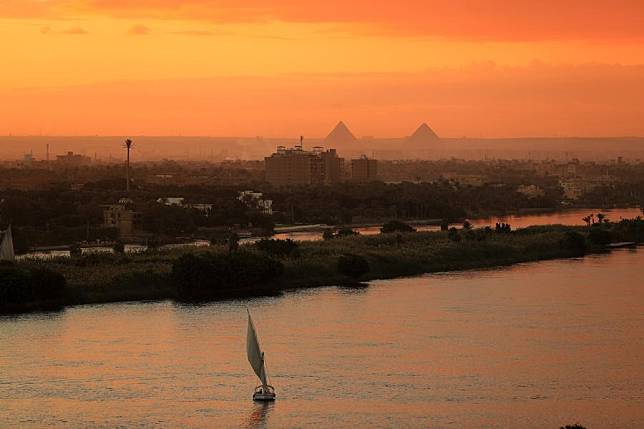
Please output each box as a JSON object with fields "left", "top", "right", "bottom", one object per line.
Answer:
{"left": 1, "top": 250, "right": 643, "bottom": 428}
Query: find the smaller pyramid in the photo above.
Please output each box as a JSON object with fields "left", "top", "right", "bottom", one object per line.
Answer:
{"left": 406, "top": 123, "right": 440, "bottom": 146}
{"left": 324, "top": 121, "right": 358, "bottom": 147}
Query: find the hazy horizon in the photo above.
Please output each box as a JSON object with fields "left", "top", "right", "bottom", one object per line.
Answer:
{"left": 3, "top": 134, "right": 644, "bottom": 162}
{"left": 2, "top": 2, "right": 644, "bottom": 137}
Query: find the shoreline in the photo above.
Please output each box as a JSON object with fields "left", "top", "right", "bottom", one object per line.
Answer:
{"left": 6, "top": 222, "right": 641, "bottom": 315}
{"left": 14, "top": 207, "right": 641, "bottom": 258}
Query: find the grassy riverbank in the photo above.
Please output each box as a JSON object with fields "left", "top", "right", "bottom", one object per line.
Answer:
{"left": 9, "top": 221, "right": 638, "bottom": 314}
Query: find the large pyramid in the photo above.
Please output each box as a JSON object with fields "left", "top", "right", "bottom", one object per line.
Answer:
{"left": 406, "top": 123, "right": 440, "bottom": 146}
{"left": 324, "top": 121, "right": 358, "bottom": 147}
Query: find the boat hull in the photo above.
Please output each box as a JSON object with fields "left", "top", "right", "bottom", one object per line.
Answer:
{"left": 253, "top": 385, "right": 276, "bottom": 401}
{"left": 252, "top": 392, "right": 276, "bottom": 401}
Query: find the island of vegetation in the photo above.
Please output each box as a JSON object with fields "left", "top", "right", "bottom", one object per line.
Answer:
{"left": 1, "top": 217, "right": 642, "bottom": 315}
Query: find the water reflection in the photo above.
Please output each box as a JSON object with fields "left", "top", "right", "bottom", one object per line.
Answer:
{"left": 245, "top": 402, "right": 274, "bottom": 429}
{"left": 1, "top": 250, "right": 643, "bottom": 428}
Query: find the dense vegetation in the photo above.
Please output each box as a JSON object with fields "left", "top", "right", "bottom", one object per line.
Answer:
{"left": 255, "top": 238, "right": 299, "bottom": 257}
{"left": 381, "top": 220, "right": 416, "bottom": 233}
{"left": 172, "top": 251, "right": 283, "bottom": 300}
{"left": 0, "top": 264, "right": 66, "bottom": 313}
{"left": 8, "top": 218, "right": 642, "bottom": 314}
{"left": 0, "top": 180, "right": 564, "bottom": 252}
{"left": 337, "top": 254, "right": 370, "bottom": 280}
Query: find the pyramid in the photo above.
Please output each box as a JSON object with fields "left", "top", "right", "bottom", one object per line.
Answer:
{"left": 406, "top": 123, "right": 440, "bottom": 146}
{"left": 324, "top": 121, "right": 358, "bottom": 147}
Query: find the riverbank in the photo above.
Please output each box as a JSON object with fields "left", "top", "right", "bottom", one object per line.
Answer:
{"left": 6, "top": 221, "right": 641, "bottom": 315}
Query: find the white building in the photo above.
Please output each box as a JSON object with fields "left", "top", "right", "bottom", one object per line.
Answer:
{"left": 157, "top": 197, "right": 185, "bottom": 207}
{"left": 517, "top": 184, "right": 546, "bottom": 198}
{"left": 238, "top": 190, "right": 273, "bottom": 215}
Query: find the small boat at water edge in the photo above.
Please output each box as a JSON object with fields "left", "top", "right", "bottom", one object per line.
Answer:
{"left": 246, "top": 309, "right": 276, "bottom": 401}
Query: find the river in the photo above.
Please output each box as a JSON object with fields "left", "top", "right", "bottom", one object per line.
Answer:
{"left": 17, "top": 208, "right": 642, "bottom": 259}
{"left": 1, "top": 249, "right": 642, "bottom": 428}
{"left": 272, "top": 207, "right": 643, "bottom": 241}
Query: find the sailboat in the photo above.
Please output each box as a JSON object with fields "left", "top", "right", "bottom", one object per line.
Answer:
{"left": 246, "top": 310, "right": 276, "bottom": 401}
{"left": 0, "top": 225, "right": 15, "bottom": 262}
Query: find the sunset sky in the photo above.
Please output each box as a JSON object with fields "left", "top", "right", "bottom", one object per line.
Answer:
{"left": 1, "top": 0, "right": 644, "bottom": 137}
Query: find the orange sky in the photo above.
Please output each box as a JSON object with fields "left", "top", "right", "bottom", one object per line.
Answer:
{"left": 1, "top": 0, "right": 644, "bottom": 137}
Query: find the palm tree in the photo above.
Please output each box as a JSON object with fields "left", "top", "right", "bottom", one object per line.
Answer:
{"left": 596, "top": 213, "right": 605, "bottom": 224}
{"left": 582, "top": 215, "right": 592, "bottom": 227}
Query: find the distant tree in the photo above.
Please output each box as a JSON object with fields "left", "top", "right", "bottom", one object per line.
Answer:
{"left": 596, "top": 212, "right": 606, "bottom": 224}
{"left": 560, "top": 424, "right": 587, "bottom": 429}
{"left": 113, "top": 240, "right": 125, "bottom": 254}
{"left": 440, "top": 219, "right": 449, "bottom": 231}
{"left": 228, "top": 232, "right": 240, "bottom": 255}
{"left": 322, "top": 230, "right": 334, "bottom": 241}
{"left": 381, "top": 220, "right": 415, "bottom": 234}
{"left": 337, "top": 254, "right": 370, "bottom": 280}
{"left": 464, "top": 229, "right": 476, "bottom": 241}
{"left": 448, "top": 227, "right": 461, "bottom": 242}
{"left": 462, "top": 220, "right": 473, "bottom": 230}
{"left": 336, "top": 227, "right": 359, "bottom": 237}
{"left": 495, "top": 223, "right": 511, "bottom": 233}
{"left": 582, "top": 215, "right": 592, "bottom": 227}
{"left": 248, "top": 213, "right": 275, "bottom": 233}
{"left": 69, "top": 244, "right": 82, "bottom": 257}
{"left": 256, "top": 238, "right": 299, "bottom": 258}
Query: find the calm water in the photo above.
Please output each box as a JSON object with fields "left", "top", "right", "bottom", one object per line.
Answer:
{"left": 1, "top": 250, "right": 643, "bottom": 428}
{"left": 273, "top": 207, "right": 643, "bottom": 241}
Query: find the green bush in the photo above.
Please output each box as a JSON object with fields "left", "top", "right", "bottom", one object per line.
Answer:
{"left": 560, "top": 231, "right": 586, "bottom": 255}
{"left": 381, "top": 220, "right": 416, "bottom": 234}
{"left": 323, "top": 228, "right": 360, "bottom": 240}
{"left": 337, "top": 254, "right": 370, "bottom": 279}
{"left": 614, "top": 217, "right": 644, "bottom": 243}
{"left": 448, "top": 227, "right": 461, "bottom": 242}
{"left": 588, "top": 227, "right": 612, "bottom": 246}
{"left": 0, "top": 266, "right": 66, "bottom": 310}
{"left": 0, "top": 266, "right": 31, "bottom": 304}
{"left": 173, "top": 251, "right": 284, "bottom": 299}
{"left": 113, "top": 241, "right": 125, "bottom": 254}
{"left": 29, "top": 268, "right": 66, "bottom": 302}
{"left": 336, "top": 228, "right": 359, "bottom": 237}
{"left": 256, "top": 238, "right": 299, "bottom": 257}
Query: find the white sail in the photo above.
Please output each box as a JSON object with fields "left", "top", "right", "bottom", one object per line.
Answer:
{"left": 246, "top": 310, "right": 268, "bottom": 387}
{"left": 0, "top": 225, "right": 15, "bottom": 262}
